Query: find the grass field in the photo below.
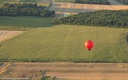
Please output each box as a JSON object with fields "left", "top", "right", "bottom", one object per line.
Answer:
{"left": 0, "top": 16, "right": 54, "bottom": 30}
{"left": 0, "top": 25, "right": 128, "bottom": 62}
{"left": 42, "top": 76, "right": 53, "bottom": 80}
{"left": 0, "top": 0, "right": 50, "bottom": 7}
{"left": 53, "top": 0, "right": 74, "bottom": 3}
{"left": 0, "top": 0, "right": 43, "bottom": 3}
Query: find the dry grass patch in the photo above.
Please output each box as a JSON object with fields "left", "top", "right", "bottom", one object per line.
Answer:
{"left": 0, "top": 30, "right": 23, "bottom": 42}
{"left": 54, "top": 2, "right": 128, "bottom": 14}
{"left": 1, "top": 62, "right": 128, "bottom": 80}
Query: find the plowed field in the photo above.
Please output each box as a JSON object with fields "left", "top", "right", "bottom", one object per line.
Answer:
{"left": 1, "top": 62, "right": 128, "bottom": 80}
{"left": 49, "top": 1, "right": 128, "bottom": 17}
{"left": 0, "top": 30, "right": 23, "bottom": 42}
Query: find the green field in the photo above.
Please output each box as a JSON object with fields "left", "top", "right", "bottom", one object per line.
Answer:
{"left": 0, "top": 0, "right": 49, "bottom": 7}
{"left": 0, "top": 25, "right": 128, "bottom": 62}
{"left": 42, "top": 76, "right": 53, "bottom": 80}
{"left": 0, "top": 0, "right": 43, "bottom": 3}
{"left": 53, "top": 0, "right": 74, "bottom": 3}
{"left": 0, "top": 0, "right": 16, "bottom": 2}
{"left": 0, "top": 16, "right": 54, "bottom": 30}
{"left": 0, "top": 0, "right": 15, "bottom": 6}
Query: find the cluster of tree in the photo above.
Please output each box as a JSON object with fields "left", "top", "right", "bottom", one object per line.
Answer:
{"left": 118, "top": 0, "right": 128, "bottom": 4}
{"left": 0, "top": 3, "right": 55, "bottom": 17}
{"left": 74, "top": 0, "right": 110, "bottom": 5}
{"left": 52, "top": 10, "right": 128, "bottom": 28}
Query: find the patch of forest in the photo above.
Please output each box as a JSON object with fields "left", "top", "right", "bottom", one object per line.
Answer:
{"left": 0, "top": 3, "right": 55, "bottom": 17}
{"left": 52, "top": 10, "right": 128, "bottom": 28}
{"left": 74, "top": 0, "right": 110, "bottom": 5}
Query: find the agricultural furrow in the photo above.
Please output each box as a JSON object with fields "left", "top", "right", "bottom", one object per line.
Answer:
{"left": 55, "top": 76, "right": 128, "bottom": 80}
{"left": 48, "top": 0, "right": 128, "bottom": 18}
{"left": 2, "top": 62, "right": 128, "bottom": 80}
{"left": 46, "top": 72, "right": 128, "bottom": 80}
{"left": 0, "top": 63, "right": 6, "bottom": 70}
{"left": 0, "top": 30, "right": 23, "bottom": 42}
{"left": 0, "top": 62, "right": 12, "bottom": 74}
{"left": 8, "top": 63, "right": 128, "bottom": 73}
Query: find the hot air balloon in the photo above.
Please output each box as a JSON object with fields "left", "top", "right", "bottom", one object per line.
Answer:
{"left": 84, "top": 40, "right": 94, "bottom": 51}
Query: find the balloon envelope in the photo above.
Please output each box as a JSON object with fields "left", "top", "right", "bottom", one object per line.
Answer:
{"left": 84, "top": 40, "right": 94, "bottom": 51}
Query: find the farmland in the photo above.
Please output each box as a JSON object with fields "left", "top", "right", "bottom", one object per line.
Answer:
{"left": 0, "top": 16, "right": 54, "bottom": 30}
{"left": 0, "top": 62, "right": 128, "bottom": 80}
{"left": 0, "top": 0, "right": 50, "bottom": 7}
{"left": 0, "top": 30, "right": 23, "bottom": 42}
{"left": 50, "top": 0, "right": 128, "bottom": 17}
{"left": 0, "top": 0, "right": 128, "bottom": 80}
{"left": 0, "top": 25, "right": 128, "bottom": 62}
{"left": 0, "top": 16, "right": 54, "bottom": 42}
{"left": 53, "top": 0, "right": 73, "bottom": 3}
{"left": 117, "top": 0, "right": 128, "bottom": 5}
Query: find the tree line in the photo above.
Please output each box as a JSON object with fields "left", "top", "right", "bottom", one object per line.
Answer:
{"left": 74, "top": 0, "right": 110, "bottom": 5}
{"left": 0, "top": 3, "right": 55, "bottom": 17}
{"left": 117, "top": 0, "right": 128, "bottom": 4}
{"left": 52, "top": 10, "right": 128, "bottom": 28}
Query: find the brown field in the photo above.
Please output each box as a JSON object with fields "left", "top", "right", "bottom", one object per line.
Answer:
{"left": 47, "top": 72, "right": 128, "bottom": 80}
{"left": 0, "top": 62, "right": 128, "bottom": 80}
{"left": 49, "top": 2, "right": 128, "bottom": 17}
{"left": 54, "top": 2, "right": 128, "bottom": 11}
{"left": 0, "top": 30, "right": 23, "bottom": 42}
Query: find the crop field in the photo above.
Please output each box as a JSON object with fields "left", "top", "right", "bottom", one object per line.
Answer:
{"left": 49, "top": 2, "right": 128, "bottom": 17}
{"left": 0, "top": 30, "right": 23, "bottom": 42}
{"left": 0, "top": 0, "right": 50, "bottom": 7}
{"left": 0, "top": 16, "right": 54, "bottom": 42}
{"left": 0, "top": 62, "right": 128, "bottom": 80}
{"left": 0, "top": 0, "right": 128, "bottom": 80}
{"left": 0, "top": 16, "right": 54, "bottom": 30}
{"left": 53, "top": 0, "right": 73, "bottom": 3}
{"left": 0, "top": 25, "right": 128, "bottom": 62}
{"left": 54, "top": 2, "right": 128, "bottom": 11}
{"left": 0, "top": 0, "right": 15, "bottom": 6}
{"left": 0, "top": 0, "right": 44, "bottom": 3}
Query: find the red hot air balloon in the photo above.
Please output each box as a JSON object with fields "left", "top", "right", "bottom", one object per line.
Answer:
{"left": 84, "top": 40, "right": 94, "bottom": 51}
